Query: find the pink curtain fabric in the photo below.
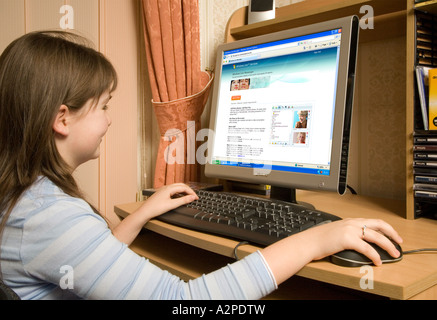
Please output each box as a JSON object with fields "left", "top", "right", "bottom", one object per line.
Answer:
{"left": 142, "top": 0, "right": 214, "bottom": 188}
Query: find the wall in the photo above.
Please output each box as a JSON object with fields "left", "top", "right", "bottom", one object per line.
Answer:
{"left": 200, "top": 0, "right": 305, "bottom": 71}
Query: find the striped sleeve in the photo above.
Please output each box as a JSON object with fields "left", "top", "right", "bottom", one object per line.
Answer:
{"left": 185, "top": 251, "right": 278, "bottom": 300}
{"left": 20, "top": 199, "right": 277, "bottom": 300}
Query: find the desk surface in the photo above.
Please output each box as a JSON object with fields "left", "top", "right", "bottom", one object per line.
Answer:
{"left": 115, "top": 190, "right": 437, "bottom": 300}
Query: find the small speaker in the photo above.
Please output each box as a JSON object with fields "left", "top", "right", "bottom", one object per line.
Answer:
{"left": 248, "top": 0, "right": 275, "bottom": 25}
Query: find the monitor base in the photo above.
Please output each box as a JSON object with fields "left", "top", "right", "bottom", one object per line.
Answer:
{"left": 270, "top": 186, "right": 315, "bottom": 210}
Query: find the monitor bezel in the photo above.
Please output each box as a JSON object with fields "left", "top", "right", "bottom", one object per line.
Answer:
{"left": 205, "top": 16, "right": 359, "bottom": 196}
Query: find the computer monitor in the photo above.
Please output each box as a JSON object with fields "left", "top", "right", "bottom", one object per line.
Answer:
{"left": 205, "top": 16, "right": 359, "bottom": 206}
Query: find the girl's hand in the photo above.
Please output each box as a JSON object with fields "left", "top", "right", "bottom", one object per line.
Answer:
{"left": 309, "top": 218, "right": 403, "bottom": 264}
{"left": 112, "top": 183, "right": 198, "bottom": 245}
{"left": 142, "top": 183, "right": 199, "bottom": 220}
{"left": 261, "top": 218, "right": 403, "bottom": 285}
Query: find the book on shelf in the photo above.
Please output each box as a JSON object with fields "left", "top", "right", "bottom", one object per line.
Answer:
{"left": 416, "top": 66, "right": 431, "bottom": 130}
{"left": 414, "top": 152, "right": 437, "bottom": 159}
{"left": 414, "top": 182, "right": 437, "bottom": 201}
{"left": 414, "top": 166, "right": 437, "bottom": 176}
{"left": 414, "top": 183, "right": 437, "bottom": 202}
{"left": 414, "top": 182, "right": 437, "bottom": 190}
{"left": 414, "top": 144, "right": 437, "bottom": 151}
{"left": 414, "top": 189, "right": 437, "bottom": 200}
{"left": 414, "top": 12, "right": 437, "bottom": 217}
{"left": 415, "top": 175, "right": 437, "bottom": 183}
{"left": 413, "top": 136, "right": 437, "bottom": 167}
{"left": 413, "top": 133, "right": 437, "bottom": 143}
{"left": 429, "top": 68, "right": 437, "bottom": 130}
{"left": 414, "top": 160, "right": 437, "bottom": 168}
{"left": 413, "top": 140, "right": 437, "bottom": 218}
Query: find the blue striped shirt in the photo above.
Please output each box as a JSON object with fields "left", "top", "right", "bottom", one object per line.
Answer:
{"left": 0, "top": 177, "right": 277, "bottom": 300}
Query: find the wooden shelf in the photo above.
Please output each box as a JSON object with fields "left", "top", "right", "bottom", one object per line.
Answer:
{"left": 228, "top": 0, "right": 406, "bottom": 41}
{"left": 415, "top": 0, "right": 437, "bottom": 14}
{"left": 129, "top": 231, "right": 233, "bottom": 281}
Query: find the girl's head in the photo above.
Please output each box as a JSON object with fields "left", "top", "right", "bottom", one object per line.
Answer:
{"left": 0, "top": 31, "right": 118, "bottom": 213}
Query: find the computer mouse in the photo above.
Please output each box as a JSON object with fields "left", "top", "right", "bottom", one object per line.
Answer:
{"left": 330, "top": 239, "right": 403, "bottom": 267}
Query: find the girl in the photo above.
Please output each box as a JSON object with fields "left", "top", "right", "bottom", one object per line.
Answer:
{"left": 0, "top": 31, "right": 402, "bottom": 300}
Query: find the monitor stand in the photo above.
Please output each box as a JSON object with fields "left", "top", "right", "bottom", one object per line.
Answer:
{"left": 270, "top": 186, "right": 315, "bottom": 210}
{"left": 226, "top": 181, "right": 316, "bottom": 210}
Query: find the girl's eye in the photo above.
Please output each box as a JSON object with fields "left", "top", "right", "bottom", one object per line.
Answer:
{"left": 103, "top": 105, "right": 109, "bottom": 110}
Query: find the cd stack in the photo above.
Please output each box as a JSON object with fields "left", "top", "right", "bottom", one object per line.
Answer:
{"left": 413, "top": 132, "right": 437, "bottom": 218}
{"left": 413, "top": 10, "right": 437, "bottom": 218}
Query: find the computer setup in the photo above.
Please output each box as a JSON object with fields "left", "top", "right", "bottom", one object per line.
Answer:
{"left": 147, "top": 15, "right": 360, "bottom": 248}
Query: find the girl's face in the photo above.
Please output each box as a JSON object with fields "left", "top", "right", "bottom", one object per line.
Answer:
{"left": 64, "top": 91, "right": 112, "bottom": 169}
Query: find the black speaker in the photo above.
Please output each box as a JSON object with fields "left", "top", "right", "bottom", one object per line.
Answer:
{"left": 248, "top": 0, "right": 275, "bottom": 25}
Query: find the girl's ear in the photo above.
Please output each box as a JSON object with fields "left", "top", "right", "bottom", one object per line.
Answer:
{"left": 52, "top": 105, "right": 70, "bottom": 136}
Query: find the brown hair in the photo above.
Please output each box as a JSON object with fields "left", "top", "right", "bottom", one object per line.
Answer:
{"left": 0, "top": 31, "right": 118, "bottom": 243}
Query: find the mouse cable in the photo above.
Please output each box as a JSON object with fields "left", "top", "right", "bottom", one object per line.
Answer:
{"left": 233, "top": 241, "right": 249, "bottom": 260}
{"left": 402, "top": 248, "right": 437, "bottom": 254}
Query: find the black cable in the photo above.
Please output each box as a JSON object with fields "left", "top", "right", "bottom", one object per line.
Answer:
{"left": 347, "top": 184, "right": 357, "bottom": 195}
{"left": 233, "top": 241, "right": 249, "bottom": 260}
{"left": 403, "top": 248, "right": 437, "bottom": 254}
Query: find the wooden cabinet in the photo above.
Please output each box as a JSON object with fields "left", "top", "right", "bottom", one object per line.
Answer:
{"left": 222, "top": 0, "right": 437, "bottom": 220}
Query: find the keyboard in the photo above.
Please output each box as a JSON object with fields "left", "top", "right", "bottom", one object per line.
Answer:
{"left": 151, "top": 190, "right": 342, "bottom": 246}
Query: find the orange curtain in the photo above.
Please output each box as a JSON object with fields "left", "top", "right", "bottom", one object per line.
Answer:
{"left": 142, "top": 0, "right": 214, "bottom": 188}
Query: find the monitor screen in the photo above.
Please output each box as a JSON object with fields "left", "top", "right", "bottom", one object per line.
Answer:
{"left": 205, "top": 16, "right": 359, "bottom": 204}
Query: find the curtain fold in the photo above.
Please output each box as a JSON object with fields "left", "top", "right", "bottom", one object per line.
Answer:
{"left": 142, "top": 0, "right": 213, "bottom": 188}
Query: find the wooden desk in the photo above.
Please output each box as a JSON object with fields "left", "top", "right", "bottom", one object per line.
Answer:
{"left": 115, "top": 191, "right": 437, "bottom": 300}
